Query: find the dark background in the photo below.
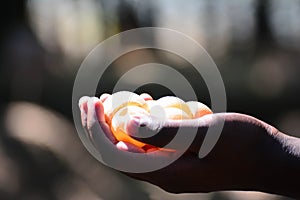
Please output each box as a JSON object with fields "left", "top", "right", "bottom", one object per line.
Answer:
{"left": 0, "top": 0, "right": 299, "bottom": 199}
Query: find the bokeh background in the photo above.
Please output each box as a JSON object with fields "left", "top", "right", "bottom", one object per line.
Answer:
{"left": 0, "top": 0, "right": 300, "bottom": 199}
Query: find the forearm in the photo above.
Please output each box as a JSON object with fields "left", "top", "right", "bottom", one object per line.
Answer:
{"left": 201, "top": 114, "right": 300, "bottom": 198}
{"left": 256, "top": 132, "right": 300, "bottom": 198}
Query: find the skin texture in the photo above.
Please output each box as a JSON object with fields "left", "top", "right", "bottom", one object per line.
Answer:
{"left": 79, "top": 94, "right": 300, "bottom": 199}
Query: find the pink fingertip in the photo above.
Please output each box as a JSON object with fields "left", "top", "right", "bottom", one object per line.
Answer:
{"left": 78, "top": 96, "right": 90, "bottom": 108}
{"left": 116, "top": 141, "right": 145, "bottom": 153}
{"left": 116, "top": 141, "right": 128, "bottom": 151}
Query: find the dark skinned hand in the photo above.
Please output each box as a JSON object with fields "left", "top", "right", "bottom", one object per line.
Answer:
{"left": 79, "top": 94, "right": 300, "bottom": 199}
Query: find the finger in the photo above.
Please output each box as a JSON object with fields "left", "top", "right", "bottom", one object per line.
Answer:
{"left": 132, "top": 126, "right": 179, "bottom": 148}
{"left": 79, "top": 96, "right": 90, "bottom": 108}
{"left": 94, "top": 98, "right": 106, "bottom": 123}
{"left": 140, "top": 93, "right": 153, "bottom": 101}
{"left": 94, "top": 99, "right": 118, "bottom": 144}
{"left": 87, "top": 97, "right": 118, "bottom": 144}
{"left": 80, "top": 97, "right": 122, "bottom": 157}
{"left": 79, "top": 96, "right": 90, "bottom": 128}
{"left": 129, "top": 114, "right": 217, "bottom": 151}
{"left": 127, "top": 115, "right": 188, "bottom": 149}
{"left": 100, "top": 93, "right": 111, "bottom": 103}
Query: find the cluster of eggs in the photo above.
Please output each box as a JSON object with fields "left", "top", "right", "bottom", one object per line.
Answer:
{"left": 103, "top": 91, "right": 212, "bottom": 150}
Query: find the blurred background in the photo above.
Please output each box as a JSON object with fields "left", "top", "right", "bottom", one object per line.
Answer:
{"left": 0, "top": 0, "right": 299, "bottom": 199}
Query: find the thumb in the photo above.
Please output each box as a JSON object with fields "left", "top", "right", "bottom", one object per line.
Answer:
{"left": 127, "top": 115, "right": 215, "bottom": 152}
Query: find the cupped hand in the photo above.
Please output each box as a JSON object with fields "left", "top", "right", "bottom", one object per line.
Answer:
{"left": 78, "top": 94, "right": 294, "bottom": 195}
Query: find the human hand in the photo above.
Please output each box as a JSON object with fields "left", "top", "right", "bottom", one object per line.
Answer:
{"left": 79, "top": 94, "right": 300, "bottom": 198}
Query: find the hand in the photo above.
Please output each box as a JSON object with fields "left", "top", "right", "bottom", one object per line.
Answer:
{"left": 79, "top": 94, "right": 300, "bottom": 198}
